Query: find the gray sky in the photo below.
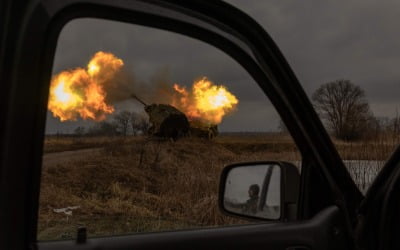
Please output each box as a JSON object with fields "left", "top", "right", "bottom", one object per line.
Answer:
{"left": 228, "top": 0, "right": 400, "bottom": 116}
{"left": 46, "top": 0, "right": 400, "bottom": 133}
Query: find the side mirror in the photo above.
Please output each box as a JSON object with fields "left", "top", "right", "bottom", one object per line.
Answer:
{"left": 219, "top": 161, "right": 300, "bottom": 221}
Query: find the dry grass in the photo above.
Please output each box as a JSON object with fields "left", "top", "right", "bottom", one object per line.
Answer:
{"left": 39, "top": 133, "right": 396, "bottom": 240}
{"left": 334, "top": 134, "right": 400, "bottom": 192}
{"left": 334, "top": 134, "right": 400, "bottom": 161}
{"left": 38, "top": 134, "right": 300, "bottom": 241}
{"left": 43, "top": 136, "right": 141, "bottom": 153}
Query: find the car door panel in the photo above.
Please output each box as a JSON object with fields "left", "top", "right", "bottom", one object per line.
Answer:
{"left": 355, "top": 145, "right": 400, "bottom": 250}
{"left": 38, "top": 206, "right": 348, "bottom": 250}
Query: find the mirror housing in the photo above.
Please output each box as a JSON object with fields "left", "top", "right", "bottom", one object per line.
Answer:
{"left": 219, "top": 161, "right": 300, "bottom": 221}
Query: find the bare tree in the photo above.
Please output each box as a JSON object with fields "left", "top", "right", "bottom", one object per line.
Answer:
{"left": 88, "top": 121, "right": 118, "bottom": 136}
{"left": 312, "top": 79, "right": 373, "bottom": 140}
{"left": 74, "top": 126, "right": 86, "bottom": 137}
{"left": 277, "top": 120, "right": 289, "bottom": 134}
{"left": 390, "top": 111, "right": 400, "bottom": 135}
{"left": 131, "top": 112, "right": 150, "bottom": 135}
{"left": 130, "top": 112, "right": 141, "bottom": 136}
{"left": 113, "top": 111, "right": 131, "bottom": 136}
{"left": 137, "top": 115, "right": 150, "bottom": 135}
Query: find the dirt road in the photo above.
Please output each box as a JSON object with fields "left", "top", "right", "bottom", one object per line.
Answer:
{"left": 42, "top": 148, "right": 102, "bottom": 167}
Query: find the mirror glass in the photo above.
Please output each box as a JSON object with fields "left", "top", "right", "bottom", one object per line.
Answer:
{"left": 223, "top": 164, "right": 281, "bottom": 220}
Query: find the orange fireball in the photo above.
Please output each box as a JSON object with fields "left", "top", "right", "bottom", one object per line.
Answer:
{"left": 48, "top": 51, "right": 123, "bottom": 121}
{"left": 172, "top": 77, "right": 238, "bottom": 124}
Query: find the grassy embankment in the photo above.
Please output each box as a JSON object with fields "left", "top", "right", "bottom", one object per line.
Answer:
{"left": 39, "top": 133, "right": 398, "bottom": 240}
{"left": 39, "top": 133, "right": 299, "bottom": 240}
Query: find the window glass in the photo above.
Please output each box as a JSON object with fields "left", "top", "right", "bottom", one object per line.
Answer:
{"left": 228, "top": 0, "right": 400, "bottom": 193}
{"left": 38, "top": 18, "right": 301, "bottom": 240}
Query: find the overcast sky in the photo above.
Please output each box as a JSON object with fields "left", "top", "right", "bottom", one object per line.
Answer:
{"left": 228, "top": 0, "right": 400, "bottom": 115}
{"left": 46, "top": 0, "right": 400, "bottom": 134}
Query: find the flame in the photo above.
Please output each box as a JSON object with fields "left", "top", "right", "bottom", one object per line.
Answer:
{"left": 48, "top": 51, "right": 123, "bottom": 121}
{"left": 172, "top": 77, "right": 238, "bottom": 124}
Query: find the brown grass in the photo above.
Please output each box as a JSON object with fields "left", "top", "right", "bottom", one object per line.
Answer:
{"left": 38, "top": 134, "right": 300, "bottom": 240}
{"left": 334, "top": 135, "right": 400, "bottom": 161}
{"left": 43, "top": 136, "right": 141, "bottom": 153}
{"left": 39, "top": 133, "right": 397, "bottom": 240}
{"left": 333, "top": 134, "right": 400, "bottom": 192}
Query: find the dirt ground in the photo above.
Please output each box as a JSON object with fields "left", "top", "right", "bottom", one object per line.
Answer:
{"left": 38, "top": 133, "right": 393, "bottom": 240}
{"left": 38, "top": 134, "right": 300, "bottom": 240}
{"left": 43, "top": 148, "right": 102, "bottom": 167}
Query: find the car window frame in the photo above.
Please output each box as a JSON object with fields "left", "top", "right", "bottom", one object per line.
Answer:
{"left": 0, "top": 0, "right": 363, "bottom": 248}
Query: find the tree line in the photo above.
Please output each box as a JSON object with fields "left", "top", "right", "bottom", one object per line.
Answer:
{"left": 283, "top": 79, "right": 399, "bottom": 141}
{"left": 74, "top": 111, "right": 150, "bottom": 136}
{"left": 74, "top": 79, "right": 396, "bottom": 141}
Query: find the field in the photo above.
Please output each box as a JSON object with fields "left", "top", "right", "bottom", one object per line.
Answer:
{"left": 38, "top": 133, "right": 397, "bottom": 240}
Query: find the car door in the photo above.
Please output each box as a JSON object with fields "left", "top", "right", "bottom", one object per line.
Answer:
{"left": 354, "top": 144, "right": 400, "bottom": 250}
{"left": 0, "top": 0, "right": 364, "bottom": 249}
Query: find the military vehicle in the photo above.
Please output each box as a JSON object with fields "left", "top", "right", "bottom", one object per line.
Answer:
{"left": 188, "top": 119, "right": 219, "bottom": 139}
{"left": 132, "top": 95, "right": 190, "bottom": 140}
{"left": 132, "top": 94, "right": 218, "bottom": 140}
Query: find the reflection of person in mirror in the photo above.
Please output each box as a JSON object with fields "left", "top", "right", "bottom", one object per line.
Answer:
{"left": 242, "top": 184, "right": 260, "bottom": 214}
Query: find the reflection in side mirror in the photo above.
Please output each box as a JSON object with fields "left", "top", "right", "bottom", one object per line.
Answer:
{"left": 223, "top": 164, "right": 281, "bottom": 220}
{"left": 219, "top": 161, "right": 299, "bottom": 221}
